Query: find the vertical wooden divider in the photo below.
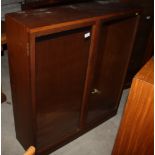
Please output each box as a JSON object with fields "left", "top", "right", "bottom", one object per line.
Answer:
{"left": 79, "top": 21, "right": 101, "bottom": 129}
{"left": 29, "top": 33, "right": 37, "bottom": 146}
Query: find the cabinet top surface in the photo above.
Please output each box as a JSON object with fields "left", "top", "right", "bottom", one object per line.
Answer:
{"left": 6, "top": 2, "right": 141, "bottom": 30}
{"left": 135, "top": 57, "right": 154, "bottom": 85}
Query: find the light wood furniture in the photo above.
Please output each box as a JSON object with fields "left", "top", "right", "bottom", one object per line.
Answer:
{"left": 6, "top": 2, "right": 141, "bottom": 155}
{"left": 24, "top": 146, "right": 35, "bottom": 155}
{"left": 112, "top": 58, "right": 154, "bottom": 155}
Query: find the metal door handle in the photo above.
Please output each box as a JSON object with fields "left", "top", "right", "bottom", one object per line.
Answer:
{"left": 146, "top": 16, "right": 151, "bottom": 20}
{"left": 91, "top": 88, "right": 101, "bottom": 94}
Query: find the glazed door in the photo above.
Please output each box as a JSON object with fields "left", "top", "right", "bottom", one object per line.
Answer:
{"left": 87, "top": 17, "right": 138, "bottom": 124}
{"left": 35, "top": 27, "right": 91, "bottom": 149}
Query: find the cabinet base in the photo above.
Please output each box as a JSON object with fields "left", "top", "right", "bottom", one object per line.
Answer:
{"left": 34, "top": 110, "right": 117, "bottom": 155}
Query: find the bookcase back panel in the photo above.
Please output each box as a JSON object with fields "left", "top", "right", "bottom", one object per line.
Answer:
{"left": 35, "top": 27, "right": 91, "bottom": 148}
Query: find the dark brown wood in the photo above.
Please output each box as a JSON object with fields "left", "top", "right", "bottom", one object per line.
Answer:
{"left": 1, "top": 21, "right": 5, "bottom": 33}
{"left": 120, "top": 0, "right": 154, "bottom": 88}
{"left": 7, "top": 2, "right": 141, "bottom": 30}
{"left": 22, "top": 0, "right": 91, "bottom": 10}
{"left": 112, "top": 58, "right": 154, "bottom": 155}
{"left": 142, "top": 26, "right": 154, "bottom": 65}
{"left": 87, "top": 16, "right": 139, "bottom": 124}
{"left": 35, "top": 27, "right": 91, "bottom": 149}
{"left": 6, "top": 16, "right": 35, "bottom": 149}
{"left": 6, "top": 2, "right": 141, "bottom": 155}
{"left": 79, "top": 21, "right": 101, "bottom": 128}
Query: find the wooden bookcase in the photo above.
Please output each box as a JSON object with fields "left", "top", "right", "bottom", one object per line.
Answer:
{"left": 6, "top": 2, "right": 141, "bottom": 155}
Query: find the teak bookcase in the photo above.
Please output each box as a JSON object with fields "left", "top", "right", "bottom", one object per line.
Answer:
{"left": 112, "top": 58, "right": 154, "bottom": 155}
{"left": 6, "top": 2, "right": 141, "bottom": 155}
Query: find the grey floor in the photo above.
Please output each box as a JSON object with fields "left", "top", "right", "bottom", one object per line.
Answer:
{"left": 1, "top": 51, "right": 129, "bottom": 155}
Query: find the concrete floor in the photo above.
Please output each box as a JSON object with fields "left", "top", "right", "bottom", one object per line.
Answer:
{"left": 1, "top": 51, "right": 129, "bottom": 155}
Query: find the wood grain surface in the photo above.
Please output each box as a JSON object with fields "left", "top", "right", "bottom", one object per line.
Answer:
{"left": 6, "top": 2, "right": 141, "bottom": 30}
{"left": 112, "top": 58, "right": 154, "bottom": 155}
{"left": 6, "top": 2, "right": 141, "bottom": 154}
{"left": 6, "top": 14, "right": 35, "bottom": 149}
{"left": 35, "top": 27, "right": 91, "bottom": 149}
{"left": 86, "top": 16, "right": 138, "bottom": 124}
